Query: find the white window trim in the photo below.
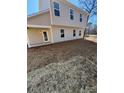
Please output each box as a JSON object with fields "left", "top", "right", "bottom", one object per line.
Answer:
{"left": 73, "top": 29, "right": 76, "bottom": 37}
{"left": 60, "top": 29, "right": 65, "bottom": 38}
{"left": 79, "top": 30, "right": 82, "bottom": 36}
{"left": 53, "top": 2, "right": 60, "bottom": 16}
{"left": 80, "top": 14, "right": 83, "bottom": 22}
{"left": 69, "top": 8, "right": 74, "bottom": 20}
{"left": 42, "top": 30, "right": 49, "bottom": 42}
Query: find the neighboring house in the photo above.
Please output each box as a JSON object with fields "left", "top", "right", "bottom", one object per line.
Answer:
{"left": 27, "top": 0, "right": 89, "bottom": 48}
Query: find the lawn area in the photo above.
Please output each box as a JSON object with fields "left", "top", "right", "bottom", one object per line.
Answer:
{"left": 27, "top": 39, "right": 97, "bottom": 72}
{"left": 27, "top": 39, "right": 97, "bottom": 93}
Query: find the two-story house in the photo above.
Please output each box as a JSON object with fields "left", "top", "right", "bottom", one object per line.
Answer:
{"left": 27, "top": 0, "right": 89, "bottom": 48}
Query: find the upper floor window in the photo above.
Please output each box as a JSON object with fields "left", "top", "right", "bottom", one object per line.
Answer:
{"left": 80, "top": 14, "right": 83, "bottom": 22}
{"left": 73, "top": 30, "right": 76, "bottom": 37}
{"left": 70, "top": 9, "right": 74, "bottom": 20}
{"left": 79, "top": 30, "right": 81, "bottom": 36}
{"left": 53, "top": 2, "right": 60, "bottom": 16}
{"left": 60, "top": 29, "right": 64, "bottom": 38}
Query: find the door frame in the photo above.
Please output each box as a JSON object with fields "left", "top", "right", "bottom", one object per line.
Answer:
{"left": 42, "top": 30, "right": 49, "bottom": 42}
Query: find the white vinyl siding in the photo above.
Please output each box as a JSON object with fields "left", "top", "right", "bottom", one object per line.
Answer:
{"left": 52, "top": 26, "right": 85, "bottom": 43}
{"left": 50, "top": 0, "right": 88, "bottom": 28}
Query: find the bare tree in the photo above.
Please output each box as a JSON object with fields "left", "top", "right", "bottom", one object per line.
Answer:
{"left": 79, "top": 0, "right": 97, "bottom": 22}
{"left": 78, "top": 0, "right": 97, "bottom": 37}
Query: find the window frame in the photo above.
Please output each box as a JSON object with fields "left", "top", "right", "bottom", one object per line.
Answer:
{"left": 60, "top": 29, "right": 65, "bottom": 38}
{"left": 70, "top": 9, "right": 74, "bottom": 20}
{"left": 79, "top": 30, "right": 82, "bottom": 36}
{"left": 42, "top": 30, "right": 49, "bottom": 42}
{"left": 73, "top": 30, "right": 76, "bottom": 37}
{"left": 80, "top": 14, "right": 83, "bottom": 22}
{"left": 53, "top": 2, "right": 60, "bottom": 16}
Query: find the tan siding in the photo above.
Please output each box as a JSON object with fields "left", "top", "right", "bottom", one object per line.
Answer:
{"left": 27, "top": 12, "right": 51, "bottom": 26}
{"left": 39, "top": 0, "right": 50, "bottom": 11}
{"left": 27, "top": 28, "right": 52, "bottom": 46}
{"left": 50, "top": 0, "right": 88, "bottom": 28}
{"left": 51, "top": 26, "right": 85, "bottom": 43}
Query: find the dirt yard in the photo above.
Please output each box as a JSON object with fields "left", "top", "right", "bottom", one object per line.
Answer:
{"left": 28, "top": 39, "right": 97, "bottom": 72}
{"left": 84, "top": 35, "right": 97, "bottom": 43}
{"left": 27, "top": 39, "right": 97, "bottom": 93}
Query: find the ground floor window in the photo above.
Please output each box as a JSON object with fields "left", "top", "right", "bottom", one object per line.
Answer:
{"left": 43, "top": 32, "right": 48, "bottom": 41}
{"left": 60, "top": 29, "right": 64, "bottom": 38}
{"left": 79, "top": 30, "right": 81, "bottom": 36}
{"left": 73, "top": 30, "right": 76, "bottom": 37}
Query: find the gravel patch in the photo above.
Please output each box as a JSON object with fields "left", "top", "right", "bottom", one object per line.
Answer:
{"left": 28, "top": 56, "right": 97, "bottom": 93}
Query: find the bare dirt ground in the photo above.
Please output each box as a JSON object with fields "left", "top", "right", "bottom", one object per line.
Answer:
{"left": 27, "top": 39, "right": 97, "bottom": 93}
{"left": 27, "top": 39, "right": 97, "bottom": 72}
{"left": 84, "top": 35, "right": 97, "bottom": 43}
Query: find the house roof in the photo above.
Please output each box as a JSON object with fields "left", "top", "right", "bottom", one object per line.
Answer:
{"left": 27, "top": 0, "right": 89, "bottom": 19}
{"left": 27, "top": 25, "right": 51, "bottom": 28}
{"left": 27, "top": 9, "right": 50, "bottom": 19}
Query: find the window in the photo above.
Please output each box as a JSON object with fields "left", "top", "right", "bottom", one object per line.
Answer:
{"left": 73, "top": 30, "right": 76, "bottom": 37}
{"left": 79, "top": 30, "right": 81, "bottom": 36}
{"left": 70, "top": 9, "right": 74, "bottom": 20}
{"left": 80, "top": 14, "right": 83, "bottom": 22}
{"left": 54, "top": 2, "right": 60, "bottom": 16}
{"left": 60, "top": 29, "right": 64, "bottom": 38}
{"left": 43, "top": 32, "right": 48, "bottom": 41}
